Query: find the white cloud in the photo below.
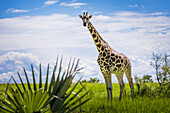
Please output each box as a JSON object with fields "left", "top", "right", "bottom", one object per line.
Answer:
{"left": 60, "top": 2, "right": 87, "bottom": 8}
{"left": 127, "top": 4, "right": 146, "bottom": 9}
{"left": 0, "top": 11, "right": 169, "bottom": 83}
{"left": 0, "top": 52, "right": 39, "bottom": 83}
{"left": 71, "top": 0, "right": 78, "bottom": 3}
{"left": 128, "top": 4, "right": 138, "bottom": 8}
{"left": 6, "top": 8, "right": 29, "bottom": 13}
{"left": 44, "top": 0, "right": 59, "bottom": 6}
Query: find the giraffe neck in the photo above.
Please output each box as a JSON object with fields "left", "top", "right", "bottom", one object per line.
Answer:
{"left": 87, "top": 21, "right": 108, "bottom": 53}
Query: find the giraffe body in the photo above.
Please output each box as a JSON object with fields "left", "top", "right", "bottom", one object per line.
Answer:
{"left": 79, "top": 12, "right": 134, "bottom": 100}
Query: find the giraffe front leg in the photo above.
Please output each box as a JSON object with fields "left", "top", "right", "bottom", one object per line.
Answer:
{"left": 104, "top": 76, "right": 110, "bottom": 99}
{"left": 108, "top": 75, "right": 113, "bottom": 100}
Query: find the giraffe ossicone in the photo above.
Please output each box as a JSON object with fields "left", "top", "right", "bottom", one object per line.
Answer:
{"left": 79, "top": 12, "right": 134, "bottom": 100}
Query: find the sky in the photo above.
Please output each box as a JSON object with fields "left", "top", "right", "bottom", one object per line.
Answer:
{"left": 0, "top": 0, "right": 170, "bottom": 83}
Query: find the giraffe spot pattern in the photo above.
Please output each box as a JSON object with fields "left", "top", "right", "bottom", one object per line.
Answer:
{"left": 116, "top": 59, "right": 120, "bottom": 63}
{"left": 121, "top": 59, "right": 123, "bottom": 63}
{"left": 106, "top": 55, "right": 110, "bottom": 59}
{"left": 111, "top": 53, "right": 115, "bottom": 56}
{"left": 97, "top": 44, "right": 101, "bottom": 48}
{"left": 101, "top": 46, "right": 104, "bottom": 51}
{"left": 95, "top": 39, "right": 98, "bottom": 43}
{"left": 95, "top": 36, "right": 131, "bottom": 74}
{"left": 103, "top": 52, "right": 106, "bottom": 57}
{"left": 116, "top": 64, "right": 121, "bottom": 68}
{"left": 94, "top": 30, "right": 96, "bottom": 33}
{"left": 92, "top": 34, "right": 96, "bottom": 37}
{"left": 111, "top": 57, "right": 115, "bottom": 62}
{"left": 90, "top": 28, "right": 93, "bottom": 33}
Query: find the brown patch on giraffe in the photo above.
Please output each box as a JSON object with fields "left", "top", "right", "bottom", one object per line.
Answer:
{"left": 111, "top": 53, "right": 115, "bottom": 56}
{"left": 94, "top": 29, "right": 96, "bottom": 33}
{"left": 111, "top": 57, "right": 115, "bottom": 62}
{"left": 103, "top": 52, "right": 106, "bottom": 57}
{"left": 92, "top": 34, "right": 96, "bottom": 37}
{"left": 101, "top": 46, "right": 104, "bottom": 51}
{"left": 97, "top": 44, "right": 101, "bottom": 48}
{"left": 109, "top": 61, "right": 112, "bottom": 65}
{"left": 101, "top": 57, "right": 104, "bottom": 61}
{"left": 106, "top": 55, "right": 110, "bottom": 59}
{"left": 105, "top": 59, "right": 109, "bottom": 63}
{"left": 121, "top": 59, "right": 124, "bottom": 63}
{"left": 116, "top": 64, "right": 122, "bottom": 68}
{"left": 95, "top": 39, "right": 98, "bottom": 43}
{"left": 116, "top": 59, "right": 120, "bottom": 63}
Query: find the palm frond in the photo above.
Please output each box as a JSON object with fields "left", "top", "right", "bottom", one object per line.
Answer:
{"left": 1, "top": 56, "right": 90, "bottom": 113}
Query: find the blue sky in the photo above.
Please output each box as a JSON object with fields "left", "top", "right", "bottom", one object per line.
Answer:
{"left": 0, "top": 0, "right": 170, "bottom": 18}
{"left": 0, "top": 0, "right": 170, "bottom": 83}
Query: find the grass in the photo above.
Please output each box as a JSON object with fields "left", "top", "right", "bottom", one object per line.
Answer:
{"left": 74, "top": 83, "right": 170, "bottom": 113}
{"left": 1, "top": 83, "right": 170, "bottom": 113}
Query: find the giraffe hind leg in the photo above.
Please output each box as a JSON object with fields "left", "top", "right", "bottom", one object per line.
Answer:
{"left": 125, "top": 69, "right": 134, "bottom": 100}
{"left": 116, "top": 72, "right": 125, "bottom": 101}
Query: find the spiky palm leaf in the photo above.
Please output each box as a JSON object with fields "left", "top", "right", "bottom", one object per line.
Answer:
{"left": 0, "top": 56, "right": 90, "bottom": 113}
{"left": 0, "top": 87, "right": 50, "bottom": 113}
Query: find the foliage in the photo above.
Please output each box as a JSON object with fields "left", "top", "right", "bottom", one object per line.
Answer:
{"left": 134, "top": 75, "right": 153, "bottom": 96}
{"left": 0, "top": 56, "right": 90, "bottom": 113}
{"left": 150, "top": 52, "right": 170, "bottom": 86}
{"left": 1, "top": 83, "right": 170, "bottom": 113}
{"left": 149, "top": 52, "right": 170, "bottom": 97}
{"left": 0, "top": 86, "right": 50, "bottom": 113}
{"left": 81, "top": 78, "right": 100, "bottom": 83}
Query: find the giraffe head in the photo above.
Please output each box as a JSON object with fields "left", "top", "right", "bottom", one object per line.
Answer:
{"left": 79, "top": 12, "right": 92, "bottom": 27}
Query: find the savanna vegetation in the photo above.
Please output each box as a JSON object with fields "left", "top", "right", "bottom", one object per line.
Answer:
{"left": 0, "top": 52, "right": 169, "bottom": 113}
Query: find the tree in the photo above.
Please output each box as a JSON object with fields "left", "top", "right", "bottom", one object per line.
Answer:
{"left": 143, "top": 75, "right": 153, "bottom": 83}
{"left": 150, "top": 52, "right": 162, "bottom": 86}
{"left": 150, "top": 52, "right": 170, "bottom": 86}
{"left": 81, "top": 80, "right": 87, "bottom": 83}
{"left": 89, "top": 78, "right": 100, "bottom": 83}
{"left": 159, "top": 53, "right": 170, "bottom": 83}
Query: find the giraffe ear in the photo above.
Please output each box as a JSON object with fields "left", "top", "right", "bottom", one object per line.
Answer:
{"left": 89, "top": 15, "right": 92, "bottom": 18}
{"left": 79, "top": 15, "right": 82, "bottom": 18}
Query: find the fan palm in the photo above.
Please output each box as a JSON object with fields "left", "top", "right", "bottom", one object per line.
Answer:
{"left": 0, "top": 56, "right": 90, "bottom": 113}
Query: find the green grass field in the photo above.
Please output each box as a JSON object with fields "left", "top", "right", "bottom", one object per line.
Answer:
{"left": 0, "top": 83, "right": 170, "bottom": 113}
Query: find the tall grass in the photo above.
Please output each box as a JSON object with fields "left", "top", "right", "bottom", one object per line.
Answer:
{"left": 75, "top": 83, "right": 170, "bottom": 113}
{"left": 1, "top": 83, "right": 170, "bottom": 113}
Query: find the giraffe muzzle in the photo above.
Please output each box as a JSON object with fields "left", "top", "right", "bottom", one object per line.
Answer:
{"left": 83, "top": 22, "right": 86, "bottom": 27}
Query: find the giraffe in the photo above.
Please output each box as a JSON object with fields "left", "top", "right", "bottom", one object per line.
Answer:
{"left": 79, "top": 12, "right": 134, "bottom": 100}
